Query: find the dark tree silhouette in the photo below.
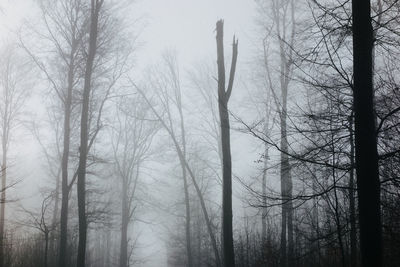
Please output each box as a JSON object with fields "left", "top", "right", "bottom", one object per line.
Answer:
{"left": 352, "top": 0, "right": 382, "bottom": 266}
{"left": 216, "top": 19, "right": 238, "bottom": 267}
{"left": 77, "top": 1, "right": 103, "bottom": 267}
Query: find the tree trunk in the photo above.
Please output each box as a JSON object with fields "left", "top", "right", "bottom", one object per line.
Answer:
{"left": 272, "top": 1, "right": 295, "bottom": 264}
{"left": 287, "top": 174, "right": 294, "bottom": 266}
{"left": 180, "top": 157, "right": 193, "bottom": 267}
{"left": 59, "top": 46, "right": 75, "bottom": 267}
{"left": 0, "top": 92, "right": 8, "bottom": 267}
{"left": 178, "top": 98, "right": 193, "bottom": 267}
{"left": 196, "top": 213, "right": 201, "bottom": 267}
{"left": 106, "top": 230, "right": 111, "bottom": 267}
{"left": 44, "top": 231, "right": 49, "bottom": 267}
{"left": 312, "top": 171, "right": 320, "bottom": 267}
{"left": 245, "top": 218, "right": 250, "bottom": 267}
{"left": 280, "top": 201, "right": 287, "bottom": 267}
{"left": 216, "top": 19, "right": 238, "bottom": 267}
{"left": 352, "top": 0, "right": 382, "bottom": 266}
{"left": 280, "top": 105, "right": 289, "bottom": 267}
{"left": 50, "top": 168, "right": 60, "bottom": 258}
{"left": 218, "top": 52, "right": 234, "bottom": 266}
{"left": 261, "top": 146, "right": 268, "bottom": 247}
{"left": 77, "top": 2, "right": 102, "bottom": 267}
{"left": 0, "top": 130, "right": 6, "bottom": 267}
{"left": 349, "top": 115, "right": 357, "bottom": 267}
{"left": 120, "top": 179, "right": 129, "bottom": 267}
{"left": 332, "top": 160, "right": 346, "bottom": 267}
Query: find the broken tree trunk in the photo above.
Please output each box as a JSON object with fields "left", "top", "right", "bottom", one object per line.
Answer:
{"left": 216, "top": 19, "right": 238, "bottom": 267}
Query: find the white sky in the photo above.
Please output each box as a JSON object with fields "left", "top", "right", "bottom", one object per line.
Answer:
{"left": 135, "top": 0, "right": 256, "bottom": 65}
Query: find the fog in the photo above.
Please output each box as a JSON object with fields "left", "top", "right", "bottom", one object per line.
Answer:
{"left": 0, "top": 1, "right": 398, "bottom": 267}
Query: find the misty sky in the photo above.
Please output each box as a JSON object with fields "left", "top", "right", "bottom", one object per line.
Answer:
{"left": 0, "top": 1, "right": 258, "bottom": 266}
{"left": 0, "top": 1, "right": 394, "bottom": 267}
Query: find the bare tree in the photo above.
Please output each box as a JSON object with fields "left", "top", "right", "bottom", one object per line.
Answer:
{"left": 254, "top": 0, "right": 296, "bottom": 264}
{"left": 135, "top": 56, "right": 222, "bottom": 265}
{"left": 137, "top": 51, "right": 208, "bottom": 266}
{"left": 19, "top": 194, "right": 57, "bottom": 267}
{"left": 215, "top": 19, "right": 238, "bottom": 267}
{"left": 111, "top": 95, "right": 159, "bottom": 267}
{"left": 20, "top": 1, "right": 88, "bottom": 265}
{"left": 76, "top": 1, "right": 104, "bottom": 267}
{"left": 0, "top": 44, "right": 31, "bottom": 267}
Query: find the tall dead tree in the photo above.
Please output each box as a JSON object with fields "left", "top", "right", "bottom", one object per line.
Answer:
{"left": 352, "top": 0, "right": 382, "bottom": 266}
{"left": 77, "top": 1, "right": 103, "bottom": 267}
{"left": 216, "top": 19, "right": 238, "bottom": 267}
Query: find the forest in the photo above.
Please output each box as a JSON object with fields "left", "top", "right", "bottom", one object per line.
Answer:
{"left": 0, "top": 0, "right": 398, "bottom": 266}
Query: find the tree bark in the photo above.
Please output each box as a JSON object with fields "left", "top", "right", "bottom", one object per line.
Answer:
{"left": 280, "top": 99, "right": 289, "bottom": 267}
{"left": 177, "top": 93, "right": 194, "bottom": 267}
{"left": 0, "top": 75, "right": 10, "bottom": 267}
{"left": 352, "top": 0, "right": 382, "bottom": 266}
{"left": 119, "top": 178, "right": 129, "bottom": 267}
{"left": 77, "top": 1, "right": 102, "bottom": 267}
{"left": 180, "top": 154, "right": 194, "bottom": 267}
{"left": 44, "top": 231, "right": 49, "bottom": 267}
{"left": 216, "top": 19, "right": 238, "bottom": 267}
{"left": 332, "top": 157, "right": 346, "bottom": 267}
{"left": 50, "top": 168, "right": 60, "bottom": 256}
{"left": 59, "top": 41, "right": 75, "bottom": 267}
{"left": 349, "top": 115, "right": 357, "bottom": 267}
{"left": 311, "top": 169, "right": 320, "bottom": 267}
{"left": 272, "top": 1, "right": 295, "bottom": 263}
{"left": 261, "top": 146, "right": 268, "bottom": 247}
{"left": 0, "top": 122, "right": 7, "bottom": 267}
